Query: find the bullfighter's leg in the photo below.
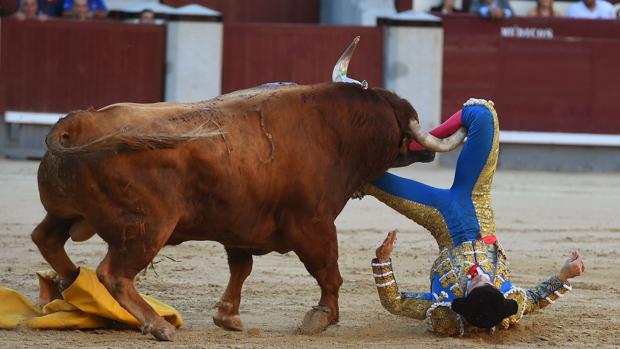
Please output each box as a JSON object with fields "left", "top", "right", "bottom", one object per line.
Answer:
{"left": 293, "top": 222, "right": 343, "bottom": 335}
{"left": 31, "top": 214, "right": 79, "bottom": 288}
{"left": 213, "top": 247, "right": 253, "bottom": 331}
{"left": 96, "top": 221, "right": 177, "bottom": 341}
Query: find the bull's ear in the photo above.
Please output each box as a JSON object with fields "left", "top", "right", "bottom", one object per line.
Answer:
{"left": 502, "top": 299, "right": 518, "bottom": 318}
{"left": 451, "top": 298, "right": 467, "bottom": 315}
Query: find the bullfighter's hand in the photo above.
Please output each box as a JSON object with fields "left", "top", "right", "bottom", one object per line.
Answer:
{"left": 558, "top": 250, "right": 585, "bottom": 283}
{"left": 376, "top": 230, "right": 398, "bottom": 263}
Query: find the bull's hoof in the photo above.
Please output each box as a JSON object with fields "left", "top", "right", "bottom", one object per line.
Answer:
{"left": 144, "top": 320, "right": 176, "bottom": 341}
{"left": 299, "top": 305, "right": 334, "bottom": 335}
{"left": 213, "top": 301, "right": 244, "bottom": 331}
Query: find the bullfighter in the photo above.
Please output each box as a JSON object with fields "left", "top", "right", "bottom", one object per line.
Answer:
{"left": 360, "top": 98, "right": 586, "bottom": 335}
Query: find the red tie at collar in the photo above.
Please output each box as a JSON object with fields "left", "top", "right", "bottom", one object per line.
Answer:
{"left": 468, "top": 264, "right": 481, "bottom": 279}
{"left": 479, "top": 235, "right": 497, "bottom": 244}
{"left": 467, "top": 236, "right": 498, "bottom": 279}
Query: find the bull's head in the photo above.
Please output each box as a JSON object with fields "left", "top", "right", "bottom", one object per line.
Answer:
{"left": 332, "top": 37, "right": 466, "bottom": 167}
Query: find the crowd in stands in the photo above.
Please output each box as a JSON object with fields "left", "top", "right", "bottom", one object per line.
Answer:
{"left": 10, "top": 0, "right": 106, "bottom": 20}
{"left": 5, "top": 0, "right": 159, "bottom": 23}
{"left": 2, "top": 0, "right": 619, "bottom": 21}
{"left": 428, "top": 0, "right": 618, "bottom": 19}
{"left": 431, "top": 0, "right": 620, "bottom": 19}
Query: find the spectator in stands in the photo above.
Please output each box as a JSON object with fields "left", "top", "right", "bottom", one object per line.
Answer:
{"left": 139, "top": 8, "right": 155, "bottom": 24}
{"left": 14, "top": 0, "right": 47, "bottom": 20}
{"left": 430, "top": 0, "right": 465, "bottom": 14}
{"left": 470, "top": 0, "right": 514, "bottom": 19}
{"left": 62, "top": 0, "right": 106, "bottom": 19}
{"left": 38, "top": 0, "right": 63, "bottom": 17}
{"left": 528, "top": 0, "right": 561, "bottom": 16}
{"left": 64, "top": 0, "right": 89, "bottom": 20}
{"left": 566, "top": 0, "right": 615, "bottom": 18}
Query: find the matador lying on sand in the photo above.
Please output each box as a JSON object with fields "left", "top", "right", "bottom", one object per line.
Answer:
{"left": 360, "top": 98, "right": 586, "bottom": 336}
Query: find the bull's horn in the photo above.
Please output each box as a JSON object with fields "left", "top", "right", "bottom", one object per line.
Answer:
{"left": 332, "top": 36, "right": 368, "bottom": 89}
{"left": 409, "top": 119, "right": 467, "bottom": 152}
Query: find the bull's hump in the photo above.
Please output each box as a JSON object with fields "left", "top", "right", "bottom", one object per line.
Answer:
{"left": 213, "top": 82, "right": 299, "bottom": 102}
{"left": 97, "top": 101, "right": 193, "bottom": 112}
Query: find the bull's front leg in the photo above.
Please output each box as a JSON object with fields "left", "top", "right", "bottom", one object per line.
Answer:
{"left": 213, "top": 247, "right": 253, "bottom": 331}
{"left": 292, "top": 221, "right": 343, "bottom": 335}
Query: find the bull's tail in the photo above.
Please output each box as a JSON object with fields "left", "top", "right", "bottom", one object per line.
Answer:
{"left": 45, "top": 122, "right": 222, "bottom": 157}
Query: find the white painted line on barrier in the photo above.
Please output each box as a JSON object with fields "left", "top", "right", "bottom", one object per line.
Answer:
{"left": 500, "top": 131, "right": 620, "bottom": 147}
{"left": 5, "top": 111, "right": 64, "bottom": 125}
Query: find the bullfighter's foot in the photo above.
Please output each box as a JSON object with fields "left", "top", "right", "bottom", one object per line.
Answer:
{"left": 143, "top": 319, "right": 176, "bottom": 341}
{"left": 213, "top": 301, "right": 244, "bottom": 331}
{"left": 299, "top": 305, "right": 335, "bottom": 335}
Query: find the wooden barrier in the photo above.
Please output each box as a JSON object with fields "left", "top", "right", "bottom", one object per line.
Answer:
{"left": 442, "top": 15, "right": 620, "bottom": 135}
{"left": 222, "top": 24, "right": 384, "bottom": 93}
{"left": 0, "top": 0, "right": 18, "bottom": 16}
{"left": 0, "top": 18, "right": 166, "bottom": 114}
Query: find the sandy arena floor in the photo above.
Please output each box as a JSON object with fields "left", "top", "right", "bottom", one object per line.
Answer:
{"left": 0, "top": 158, "right": 619, "bottom": 348}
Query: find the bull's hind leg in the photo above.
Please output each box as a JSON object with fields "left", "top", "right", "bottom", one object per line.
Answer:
{"left": 31, "top": 214, "right": 79, "bottom": 287}
{"left": 213, "top": 248, "right": 253, "bottom": 331}
{"left": 292, "top": 222, "right": 343, "bottom": 335}
{"left": 96, "top": 220, "right": 177, "bottom": 341}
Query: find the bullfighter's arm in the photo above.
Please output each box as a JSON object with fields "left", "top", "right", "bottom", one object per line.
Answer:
{"left": 372, "top": 258, "right": 434, "bottom": 320}
{"left": 522, "top": 251, "right": 584, "bottom": 314}
{"left": 521, "top": 275, "right": 572, "bottom": 315}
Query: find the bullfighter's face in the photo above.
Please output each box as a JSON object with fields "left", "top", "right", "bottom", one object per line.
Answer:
{"left": 74, "top": 0, "right": 89, "bottom": 20}
{"left": 467, "top": 273, "right": 493, "bottom": 295}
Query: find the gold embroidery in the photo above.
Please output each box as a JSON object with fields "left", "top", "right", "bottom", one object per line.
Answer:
{"left": 440, "top": 271, "right": 458, "bottom": 289}
{"left": 361, "top": 184, "right": 452, "bottom": 250}
{"left": 436, "top": 258, "right": 452, "bottom": 276}
{"left": 470, "top": 102, "right": 499, "bottom": 237}
{"left": 501, "top": 288, "right": 527, "bottom": 329}
{"left": 450, "top": 284, "right": 464, "bottom": 298}
{"left": 462, "top": 241, "right": 475, "bottom": 263}
{"left": 373, "top": 261, "right": 432, "bottom": 320}
{"left": 494, "top": 276, "right": 504, "bottom": 289}
{"left": 479, "top": 258, "right": 494, "bottom": 274}
{"left": 427, "top": 305, "right": 462, "bottom": 336}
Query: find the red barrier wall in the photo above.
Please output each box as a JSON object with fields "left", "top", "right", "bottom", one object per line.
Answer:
{"left": 442, "top": 15, "right": 620, "bottom": 134}
{"left": 161, "top": 0, "right": 320, "bottom": 23}
{"left": 222, "top": 24, "right": 383, "bottom": 93}
{"left": 0, "top": 18, "right": 166, "bottom": 114}
{"left": 0, "top": 0, "right": 18, "bottom": 16}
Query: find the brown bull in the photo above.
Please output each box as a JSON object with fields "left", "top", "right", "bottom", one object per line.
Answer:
{"left": 32, "top": 41, "right": 465, "bottom": 341}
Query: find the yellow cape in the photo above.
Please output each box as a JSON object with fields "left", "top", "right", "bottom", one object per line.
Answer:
{"left": 0, "top": 267, "right": 182, "bottom": 330}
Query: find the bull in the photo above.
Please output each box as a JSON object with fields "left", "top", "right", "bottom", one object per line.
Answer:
{"left": 32, "top": 38, "right": 465, "bottom": 340}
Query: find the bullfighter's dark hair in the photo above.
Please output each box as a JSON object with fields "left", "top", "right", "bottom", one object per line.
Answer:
{"left": 451, "top": 284, "right": 518, "bottom": 329}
